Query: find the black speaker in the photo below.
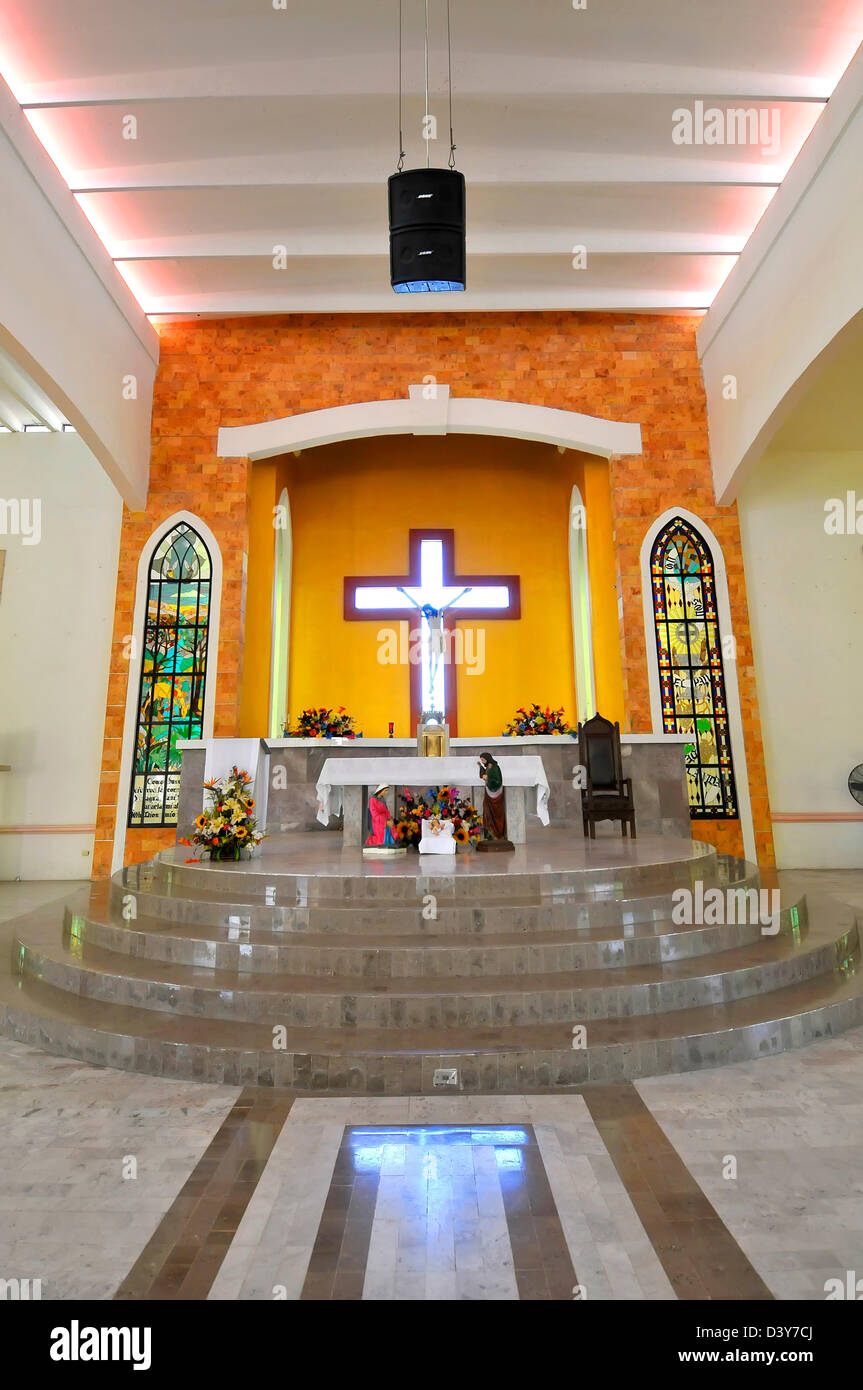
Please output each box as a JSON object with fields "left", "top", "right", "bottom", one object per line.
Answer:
{"left": 388, "top": 167, "right": 466, "bottom": 293}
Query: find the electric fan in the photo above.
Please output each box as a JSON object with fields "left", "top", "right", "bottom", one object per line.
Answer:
{"left": 848, "top": 765, "right": 863, "bottom": 805}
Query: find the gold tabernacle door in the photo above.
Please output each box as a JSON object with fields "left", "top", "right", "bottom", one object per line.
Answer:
{"left": 417, "top": 719, "right": 450, "bottom": 756}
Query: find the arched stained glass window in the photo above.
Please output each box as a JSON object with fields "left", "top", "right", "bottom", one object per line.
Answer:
{"left": 128, "top": 523, "right": 211, "bottom": 827}
{"left": 650, "top": 516, "right": 737, "bottom": 819}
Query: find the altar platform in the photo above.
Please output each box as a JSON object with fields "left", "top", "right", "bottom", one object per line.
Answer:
{"left": 162, "top": 827, "right": 704, "bottom": 882}
{"left": 1, "top": 826, "right": 861, "bottom": 1093}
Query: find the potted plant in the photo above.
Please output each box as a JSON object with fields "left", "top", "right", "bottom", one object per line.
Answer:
{"left": 179, "top": 766, "right": 266, "bottom": 862}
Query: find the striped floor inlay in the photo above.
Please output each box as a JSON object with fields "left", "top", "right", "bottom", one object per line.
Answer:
{"left": 114, "top": 1087, "right": 293, "bottom": 1300}
{"left": 583, "top": 1084, "right": 773, "bottom": 1300}
{"left": 111, "top": 1089, "right": 777, "bottom": 1300}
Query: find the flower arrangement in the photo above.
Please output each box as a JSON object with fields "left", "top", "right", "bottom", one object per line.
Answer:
{"left": 502, "top": 703, "right": 576, "bottom": 737}
{"left": 283, "top": 706, "right": 361, "bottom": 738}
{"left": 394, "top": 786, "right": 483, "bottom": 848}
{"left": 178, "top": 766, "right": 265, "bottom": 862}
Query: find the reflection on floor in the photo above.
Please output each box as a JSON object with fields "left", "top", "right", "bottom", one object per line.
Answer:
{"left": 300, "top": 1124, "right": 577, "bottom": 1301}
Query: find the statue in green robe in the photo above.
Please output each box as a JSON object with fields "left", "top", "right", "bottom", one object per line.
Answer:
{"left": 478, "top": 752, "right": 507, "bottom": 840}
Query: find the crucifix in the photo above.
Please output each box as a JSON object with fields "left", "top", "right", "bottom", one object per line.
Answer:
{"left": 344, "top": 528, "right": 521, "bottom": 736}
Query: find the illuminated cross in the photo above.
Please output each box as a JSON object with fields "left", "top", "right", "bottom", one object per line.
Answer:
{"left": 344, "top": 528, "right": 521, "bottom": 735}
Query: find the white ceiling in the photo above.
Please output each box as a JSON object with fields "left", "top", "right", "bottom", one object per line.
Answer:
{"left": 0, "top": 0, "right": 861, "bottom": 316}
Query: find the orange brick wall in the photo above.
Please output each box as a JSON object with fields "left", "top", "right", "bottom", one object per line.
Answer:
{"left": 92, "top": 311, "right": 773, "bottom": 876}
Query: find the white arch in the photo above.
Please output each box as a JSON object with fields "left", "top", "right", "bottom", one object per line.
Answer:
{"left": 640, "top": 506, "right": 756, "bottom": 864}
{"left": 217, "top": 386, "right": 643, "bottom": 462}
{"left": 269, "top": 488, "right": 292, "bottom": 738}
{"left": 111, "top": 511, "right": 223, "bottom": 874}
{"left": 569, "top": 485, "right": 596, "bottom": 721}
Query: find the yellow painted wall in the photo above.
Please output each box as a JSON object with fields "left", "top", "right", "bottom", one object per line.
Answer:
{"left": 239, "top": 434, "right": 623, "bottom": 738}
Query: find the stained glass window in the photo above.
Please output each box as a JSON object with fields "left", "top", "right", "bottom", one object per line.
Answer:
{"left": 650, "top": 517, "right": 737, "bottom": 819}
{"left": 128, "top": 523, "right": 211, "bottom": 827}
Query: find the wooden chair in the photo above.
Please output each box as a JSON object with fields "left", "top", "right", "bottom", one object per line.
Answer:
{"left": 578, "top": 712, "right": 636, "bottom": 839}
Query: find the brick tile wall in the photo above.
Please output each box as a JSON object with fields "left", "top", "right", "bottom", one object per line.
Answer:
{"left": 91, "top": 311, "right": 773, "bottom": 876}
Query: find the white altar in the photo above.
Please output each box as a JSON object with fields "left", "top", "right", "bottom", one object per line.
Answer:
{"left": 315, "top": 755, "right": 551, "bottom": 846}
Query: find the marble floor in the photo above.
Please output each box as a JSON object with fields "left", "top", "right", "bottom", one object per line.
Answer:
{"left": 1, "top": 1026, "right": 863, "bottom": 1299}
{"left": 0, "top": 879, "right": 80, "bottom": 924}
{"left": 0, "top": 872, "right": 862, "bottom": 1301}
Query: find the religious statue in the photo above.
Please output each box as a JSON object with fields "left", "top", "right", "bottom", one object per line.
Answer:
{"left": 418, "top": 815, "right": 456, "bottom": 856}
{"left": 363, "top": 783, "right": 404, "bottom": 856}
{"left": 397, "top": 589, "right": 471, "bottom": 721}
{"left": 477, "top": 752, "right": 514, "bottom": 852}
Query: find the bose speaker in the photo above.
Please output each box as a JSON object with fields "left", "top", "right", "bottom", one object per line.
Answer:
{"left": 388, "top": 167, "right": 466, "bottom": 294}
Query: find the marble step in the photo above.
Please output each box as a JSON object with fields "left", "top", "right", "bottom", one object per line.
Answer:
{"left": 13, "top": 900, "right": 855, "bottom": 1027}
{"left": 1, "top": 942, "right": 861, "bottom": 1089}
{"left": 149, "top": 834, "right": 719, "bottom": 903}
{"left": 111, "top": 860, "right": 761, "bottom": 934}
{"left": 73, "top": 887, "right": 798, "bottom": 974}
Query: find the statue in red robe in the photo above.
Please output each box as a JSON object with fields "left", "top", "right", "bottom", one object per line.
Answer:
{"left": 365, "top": 783, "right": 397, "bottom": 847}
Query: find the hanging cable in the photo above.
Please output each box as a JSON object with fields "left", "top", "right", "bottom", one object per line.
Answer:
{"left": 397, "top": 0, "right": 405, "bottom": 171}
{"left": 422, "top": 0, "right": 428, "bottom": 169}
{"left": 395, "top": 0, "right": 456, "bottom": 174}
{"left": 446, "top": 0, "right": 456, "bottom": 168}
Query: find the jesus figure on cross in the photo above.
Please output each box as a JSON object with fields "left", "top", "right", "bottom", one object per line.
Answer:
{"left": 344, "top": 529, "right": 521, "bottom": 735}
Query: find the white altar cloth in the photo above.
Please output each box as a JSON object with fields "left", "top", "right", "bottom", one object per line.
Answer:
{"left": 315, "top": 756, "right": 551, "bottom": 827}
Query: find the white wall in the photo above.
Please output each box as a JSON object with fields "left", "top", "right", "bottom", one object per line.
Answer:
{"left": 738, "top": 448, "right": 863, "bottom": 867}
{"left": 0, "top": 433, "right": 121, "bottom": 878}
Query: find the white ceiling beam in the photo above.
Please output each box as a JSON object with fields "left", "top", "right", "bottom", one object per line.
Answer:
{"left": 75, "top": 181, "right": 774, "bottom": 243}
{"left": 0, "top": 391, "right": 27, "bottom": 431}
{"left": 67, "top": 166, "right": 784, "bottom": 193}
{"left": 0, "top": 75, "right": 158, "bottom": 507}
{"left": 21, "top": 91, "right": 829, "bottom": 111}
{"left": 0, "top": 347, "right": 64, "bottom": 427}
{"left": 141, "top": 290, "right": 713, "bottom": 316}
{"left": 112, "top": 236, "right": 747, "bottom": 259}
{"left": 12, "top": 62, "right": 843, "bottom": 107}
{"left": 698, "top": 43, "right": 863, "bottom": 502}
{"left": 0, "top": 385, "right": 52, "bottom": 428}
